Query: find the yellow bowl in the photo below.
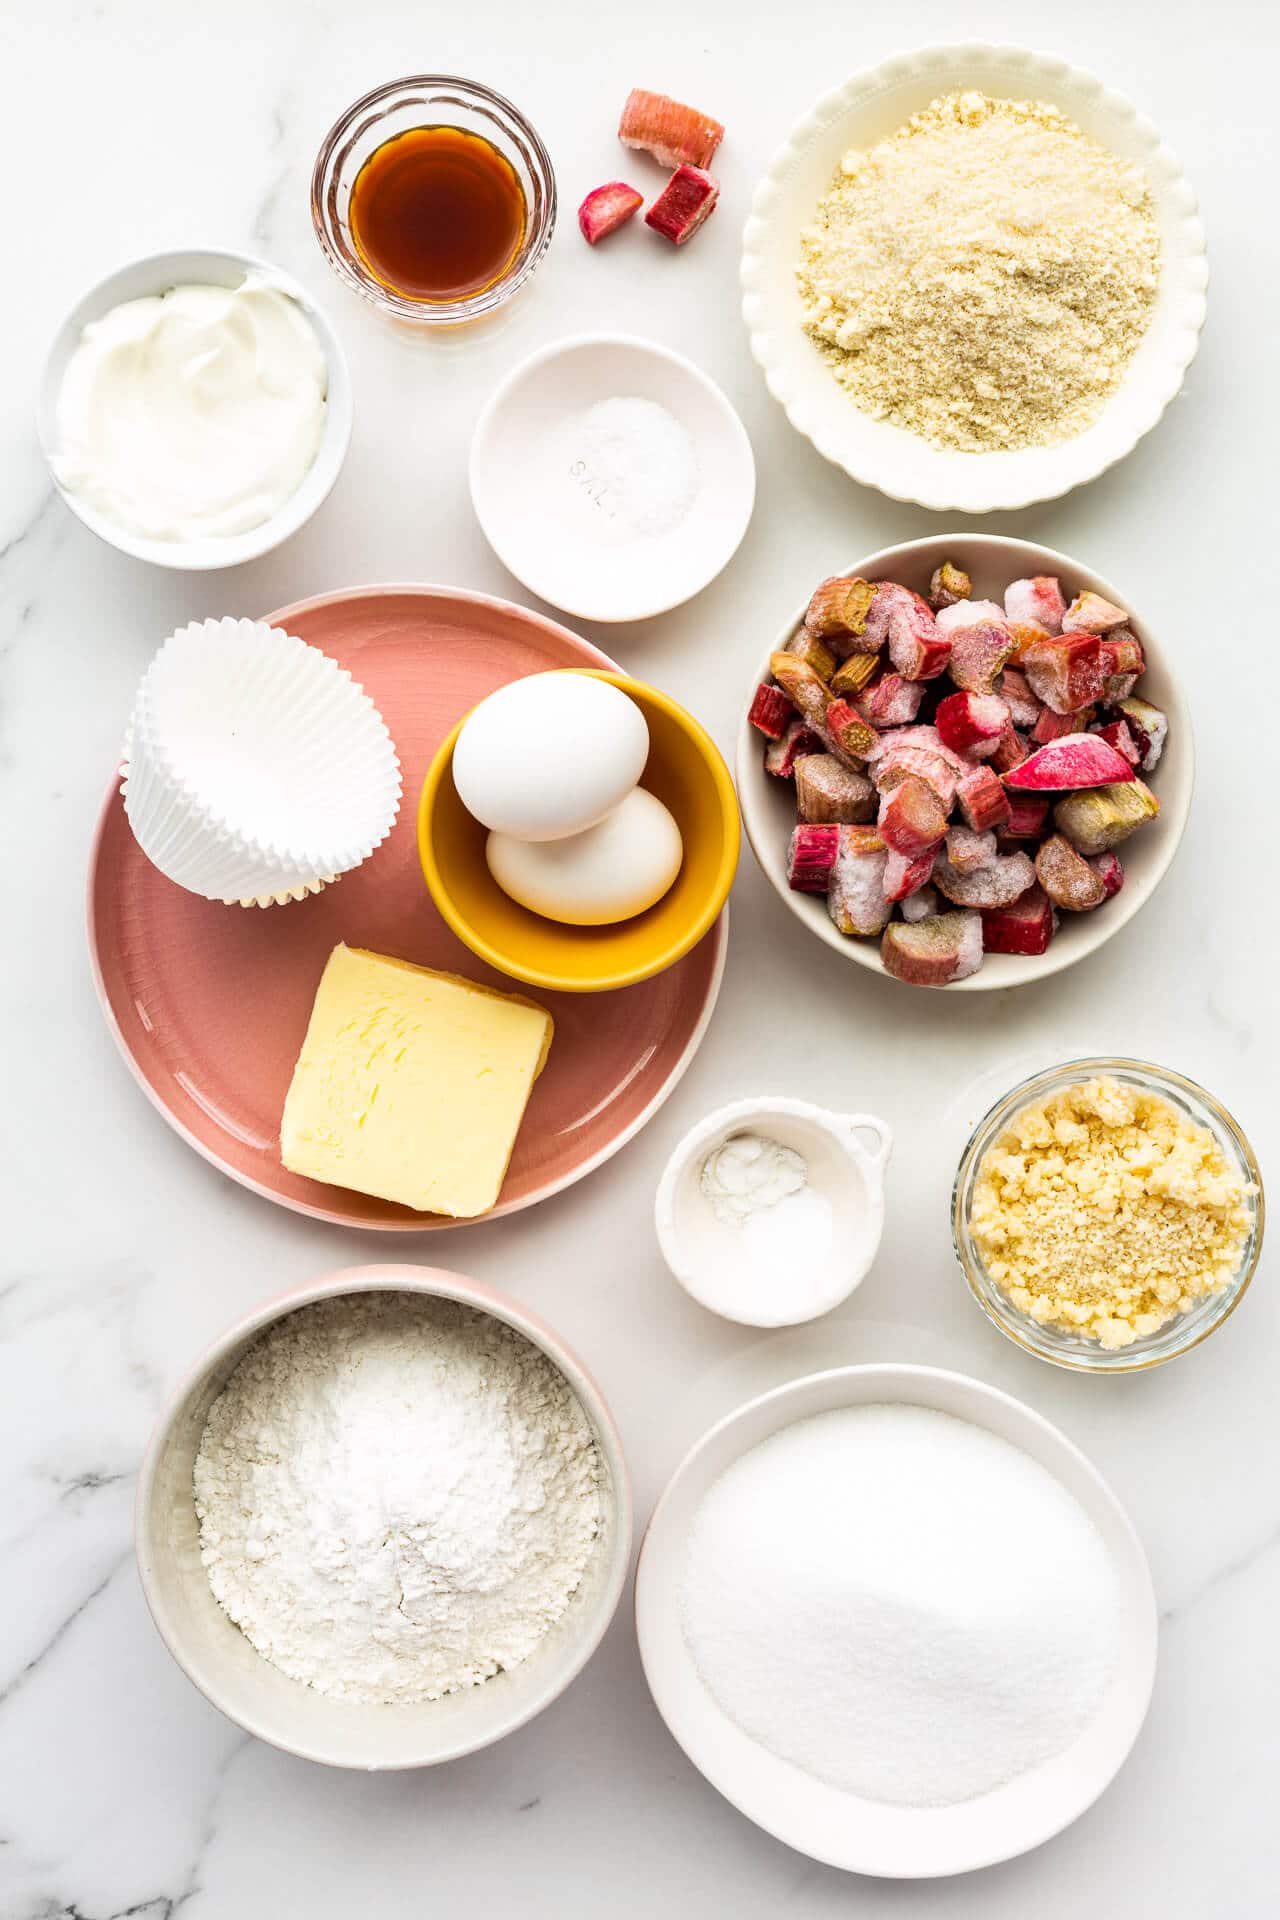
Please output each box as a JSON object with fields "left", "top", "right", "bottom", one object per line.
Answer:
{"left": 418, "top": 671, "right": 740, "bottom": 993}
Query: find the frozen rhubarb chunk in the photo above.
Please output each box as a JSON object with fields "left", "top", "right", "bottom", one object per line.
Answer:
{"left": 945, "top": 825, "right": 997, "bottom": 874}
{"left": 989, "top": 726, "right": 1031, "bottom": 775}
{"left": 645, "top": 165, "right": 719, "bottom": 245}
{"left": 859, "top": 581, "right": 911, "bottom": 646}
{"left": 830, "top": 652, "right": 880, "bottom": 697}
{"left": 619, "top": 89, "right": 724, "bottom": 171}
{"left": 1004, "top": 733, "right": 1136, "bottom": 791}
{"left": 933, "top": 848, "right": 1036, "bottom": 910}
{"left": 1005, "top": 622, "right": 1049, "bottom": 665}
{"left": 1110, "top": 696, "right": 1167, "bottom": 773}
{"left": 887, "top": 596, "right": 951, "bottom": 681}
{"left": 1003, "top": 576, "right": 1065, "bottom": 634}
{"left": 794, "top": 753, "right": 876, "bottom": 824}
{"left": 878, "top": 776, "right": 948, "bottom": 857}
{"left": 1032, "top": 704, "right": 1094, "bottom": 745}
{"left": 748, "top": 683, "right": 791, "bottom": 740}
{"left": 935, "top": 598, "right": 1007, "bottom": 636}
{"left": 882, "top": 846, "right": 936, "bottom": 903}
{"left": 982, "top": 885, "right": 1055, "bottom": 956}
{"left": 770, "top": 650, "right": 831, "bottom": 728}
{"left": 824, "top": 697, "right": 877, "bottom": 762}
{"left": 1090, "top": 718, "right": 1141, "bottom": 767}
{"left": 947, "top": 623, "right": 1014, "bottom": 695}
{"left": 764, "top": 717, "right": 824, "bottom": 778}
{"left": 856, "top": 672, "right": 924, "bottom": 729}
{"left": 828, "top": 825, "right": 890, "bottom": 937}
{"left": 1035, "top": 834, "right": 1107, "bottom": 912}
{"left": 1089, "top": 851, "right": 1125, "bottom": 898}
{"left": 1001, "top": 793, "right": 1051, "bottom": 839}
{"left": 1053, "top": 780, "right": 1159, "bottom": 855}
{"left": 803, "top": 576, "right": 880, "bottom": 651}
{"left": 881, "top": 912, "right": 984, "bottom": 986}
{"left": 1022, "top": 633, "right": 1105, "bottom": 714}
{"left": 871, "top": 746, "right": 958, "bottom": 812}
{"left": 935, "top": 691, "right": 1009, "bottom": 757}
{"left": 998, "top": 667, "right": 1043, "bottom": 731}
{"left": 784, "top": 629, "right": 837, "bottom": 681}
{"left": 955, "top": 763, "right": 1012, "bottom": 833}
{"left": 901, "top": 885, "right": 939, "bottom": 923}
{"left": 929, "top": 561, "right": 971, "bottom": 610}
{"left": 1063, "top": 590, "right": 1129, "bottom": 634}
{"left": 786, "top": 823, "right": 839, "bottom": 893}
{"left": 1099, "top": 630, "right": 1144, "bottom": 698}
{"left": 578, "top": 181, "right": 644, "bottom": 244}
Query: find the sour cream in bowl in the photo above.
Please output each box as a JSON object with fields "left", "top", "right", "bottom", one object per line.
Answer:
{"left": 38, "top": 248, "right": 352, "bottom": 570}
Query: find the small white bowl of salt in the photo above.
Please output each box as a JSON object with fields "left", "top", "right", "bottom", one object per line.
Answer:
{"left": 655, "top": 1096, "right": 891, "bottom": 1326}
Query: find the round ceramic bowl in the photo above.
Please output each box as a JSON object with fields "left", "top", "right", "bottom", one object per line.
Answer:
{"left": 37, "top": 247, "right": 352, "bottom": 571}
{"left": 741, "top": 43, "right": 1208, "bottom": 513}
{"left": 735, "top": 533, "right": 1193, "bottom": 991}
{"left": 654, "top": 1096, "right": 891, "bottom": 1326}
{"left": 635, "top": 1363, "right": 1158, "bottom": 1877}
{"left": 136, "top": 1264, "right": 632, "bottom": 1769}
{"left": 311, "top": 75, "right": 556, "bottom": 324}
{"left": 419, "top": 669, "right": 740, "bottom": 993}
{"left": 469, "top": 335, "right": 756, "bottom": 622}
{"left": 953, "top": 1058, "right": 1265, "bottom": 1373}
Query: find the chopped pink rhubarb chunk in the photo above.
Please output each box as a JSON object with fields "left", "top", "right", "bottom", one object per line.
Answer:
{"left": 794, "top": 753, "right": 876, "bottom": 824}
{"left": 882, "top": 846, "right": 936, "bottom": 903}
{"left": 786, "top": 823, "right": 839, "bottom": 893}
{"left": 881, "top": 911, "right": 984, "bottom": 986}
{"left": 1003, "top": 733, "right": 1137, "bottom": 792}
{"left": 1089, "top": 851, "right": 1125, "bottom": 898}
{"left": 901, "top": 885, "right": 939, "bottom": 923}
{"left": 955, "top": 763, "right": 1012, "bottom": 833}
{"left": 1022, "top": 633, "right": 1106, "bottom": 714}
{"left": 988, "top": 726, "right": 1031, "bottom": 775}
{"left": 1063, "top": 590, "right": 1129, "bottom": 634}
{"left": 998, "top": 668, "right": 1043, "bottom": 731}
{"left": 1003, "top": 577, "right": 1065, "bottom": 634}
{"left": 748, "top": 682, "right": 792, "bottom": 740}
{"left": 878, "top": 776, "right": 948, "bottom": 858}
{"left": 886, "top": 596, "right": 951, "bottom": 681}
{"left": 947, "top": 623, "right": 1014, "bottom": 695}
{"left": 1109, "top": 696, "right": 1167, "bottom": 772}
{"left": 1091, "top": 718, "right": 1141, "bottom": 767}
{"left": 933, "top": 847, "right": 1036, "bottom": 910}
{"left": 945, "top": 825, "right": 998, "bottom": 874}
{"left": 619, "top": 89, "right": 724, "bottom": 171}
{"left": 935, "top": 691, "right": 1009, "bottom": 757}
{"left": 764, "top": 717, "right": 824, "bottom": 778}
{"left": 578, "top": 181, "right": 644, "bottom": 244}
{"left": 928, "top": 562, "right": 971, "bottom": 610}
{"left": 856, "top": 672, "right": 925, "bottom": 729}
{"left": 1001, "top": 793, "right": 1051, "bottom": 840}
{"left": 1036, "top": 834, "right": 1108, "bottom": 912}
{"left": 935, "top": 598, "right": 1008, "bottom": 636}
{"left": 982, "top": 885, "right": 1055, "bottom": 956}
{"left": 828, "top": 825, "right": 890, "bottom": 936}
{"left": 644, "top": 165, "right": 719, "bottom": 244}
{"left": 1032, "top": 704, "right": 1094, "bottom": 745}
{"left": 870, "top": 745, "right": 958, "bottom": 813}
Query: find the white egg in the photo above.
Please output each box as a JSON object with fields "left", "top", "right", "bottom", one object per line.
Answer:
{"left": 486, "top": 788, "right": 683, "bottom": 926}
{"left": 453, "top": 673, "right": 649, "bottom": 841}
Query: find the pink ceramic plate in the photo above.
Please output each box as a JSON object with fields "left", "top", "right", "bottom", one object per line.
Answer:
{"left": 88, "top": 586, "right": 727, "bottom": 1230}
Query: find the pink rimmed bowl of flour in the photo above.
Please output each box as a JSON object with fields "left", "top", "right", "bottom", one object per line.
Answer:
{"left": 136, "top": 1265, "right": 631, "bottom": 1769}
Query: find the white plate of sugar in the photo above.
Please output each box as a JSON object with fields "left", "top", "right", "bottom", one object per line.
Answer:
{"left": 635, "top": 1363, "right": 1158, "bottom": 1877}
{"left": 469, "top": 333, "right": 755, "bottom": 622}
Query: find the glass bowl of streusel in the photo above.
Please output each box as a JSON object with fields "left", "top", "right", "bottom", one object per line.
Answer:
{"left": 952, "top": 1059, "right": 1264, "bottom": 1373}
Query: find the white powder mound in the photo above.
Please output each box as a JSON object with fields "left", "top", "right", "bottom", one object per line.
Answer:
{"left": 680, "top": 1404, "right": 1123, "bottom": 1807}
{"left": 556, "top": 395, "right": 699, "bottom": 541}
{"left": 194, "top": 1293, "right": 603, "bottom": 1704}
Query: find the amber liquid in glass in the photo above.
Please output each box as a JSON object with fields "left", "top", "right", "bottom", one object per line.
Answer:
{"left": 349, "top": 125, "right": 527, "bottom": 302}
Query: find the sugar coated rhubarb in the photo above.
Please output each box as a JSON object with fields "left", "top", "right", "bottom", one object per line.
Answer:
{"left": 764, "top": 717, "right": 824, "bottom": 778}
{"left": 887, "top": 602, "right": 951, "bottom": 681}
{"left": 1035, "top": 834, "right": 1107, "bottom": 911}
{"left": 878, "top": 776, "right": 948, "bottom": 857}
{"left": 935, "top": 599, "right": 1006, "bottom": 635}
{"left": 618, "top": 89, "right": 724, "bottom": 171}
{"left": 578, "top": 182, "right": 643, "bottom": 244}
{"left": 857, "top": 672, "right": 924, "bottom": 729}
{"left": 1004, "top": 733, "right": 1136, "bottom": 791}
{"left": 1003, "top": 577, "right": 1065, "bottom": 634}
{"left": 881, "top": 912, "right": 983, "bottom": 986}
{"left": 1022, "top": 633, "right": 1105, "bottom": 714}
{"left": 748, "top": 683, "right": 791, "bottom": 739}
{"left": 644, "top": 165, "right": 719, "bottom": 245}
{"left": 982, "top": 885, "right": 1055, "bottom": 955}
{"left": 1053, "top": 780, "right": 1159, "bottom": 855}
{"left": 929, "top": 562, "right": 971, "bottom": 609}
{"left": 936, "top": 691, "right": 1008, "bottom": 757}
{"left": 955, "top": 763, "right": 1011, "bottom": 833}
{"left": 795, "top": 754, "right": 875, "bottom": 824}
{"left": 787, "top": 823, "right": 839, "bottom": 892}
{"left": 828, "top": 825, "right": 890, "bottom": 936}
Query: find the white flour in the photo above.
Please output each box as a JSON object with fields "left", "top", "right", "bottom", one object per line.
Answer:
{"left": 681, "top": 1404, "right": 1122, "bottom": 1806}
{"left": 194, "top": 1293, "right": 603, "bottom": 1704}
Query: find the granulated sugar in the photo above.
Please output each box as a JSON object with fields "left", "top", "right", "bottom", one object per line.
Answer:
{"left": 680, "top": 1404, "right": 1122, "bottom": 1806}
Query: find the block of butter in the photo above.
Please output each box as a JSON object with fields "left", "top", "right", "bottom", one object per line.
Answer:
{"left": 280, "top": 944, "right": 554, "bottom": 1217}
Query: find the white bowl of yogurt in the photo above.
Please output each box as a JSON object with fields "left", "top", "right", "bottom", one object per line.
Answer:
{"left": 38, "top": 246, "right": 352, "bottom": 570}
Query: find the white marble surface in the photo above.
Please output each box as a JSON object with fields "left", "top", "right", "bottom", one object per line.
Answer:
{"left": 2, "top": 0, "right": 1277, "bottom": 1912}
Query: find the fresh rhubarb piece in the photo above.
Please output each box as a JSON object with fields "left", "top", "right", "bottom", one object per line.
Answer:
{"left": 933, "top": 847, "right": 1036, "bottom": 910}
{"left": 982, "top": 885, "right": 1055, "bottom": 956}
{"left": 1063, "top": 590, "right": 1128, "bottom": 634}
{"left": 935, "top": 690, "right": 1009, "bottom": 757}
{"left": 881, "top": 912, "right": 984, "bottom": 986}
{"left": 1109, "top": 696, "right": 1167, "bottom": 773}
{"left": 929, "top": 561, "right": 971, "bottom": 610}
{"left": 803, "top": 575, "right": 880, "bottom": 651}
{"left": 1001, "top": 793, "right": 1051, "bottom": 839}
{"left": 645, "top": 165, "right": 719, "bottom": 245}
{"left": 1004, "top": 733, "right": 1136, "bottom": 792}
{"left": 866, "top": 724, "right": 969, "bottom": 774}
{"left": 882, "top": 846, "right": 936, "bottom": 903}
{"left": 1091, "top": 718, "right": 1141, "bottom": 767}
{"left": 1003, "top": 576, "right": 1065, "bottom": 634}
{"left": 887, "top": 597, "right": 951, "bottom": 681}
{"left": 824, "top": 697, "right": 877, "bottom": 761}
{"left": 1006, "top": 622, "right": 1049, "bottom": 665}
{"left": 1032, "top": 704, "right": 1094, "bottom": 745}
{"left": 794, "top": 753, "right": 876, "bottom": 824}
{"left": 784, "top": 629, "right": 837, "bottom": 681}
{"left": 770, "top": 650, "right": 830, "bottom": 728}
{"left": 786, "top": 823, "right": 839, "bottom": 893}
{"left": 871, "top": 746, "right": 958, "bottom": 812}
{"left": 1053, "top": 780, "right": 1159, "bottom": 855}
{"left": 748, "top": 682, "right": 791, "bottom": 740}
{"left": 578, "top": 181, "right": 644, "bottom": 244}
{"left": 618, "top": 89, "right": 724, "bottom": 171}
{"left": 901, "top": 885, "right": 939, "bottom": 923}
{"left": 1089, "top": 851, "right": 1125, "bottom": 898}
{"left": 1035, "top": 834, "right": 1107, "bottom": 912}
{"left": 945, "top": 825, "right": 997, "bottom": 874}
{"left": 828, "top": 825, "right": 890, "bottom": 937}
{"left": 830, "top": 651, "right": 880, "bottom": 697}
{"left": 1022, "top": 633, "right": 1105, "bottom": 714}
{"left": 1098, "top": 629, "right": 1144, "bottom": 698}
{"left": 878, "top": 776, "right": 948, "bottom": 858}
{"left": 989, "top": 726, "right": 1031, "bottom": 775}
{"left": 764, "top": 717, "right": 824, "bottom": 778}
{"left": 955, "top": 763, "right": 1012, "bottom": 833}
{"left": 856, "top": 672, "right": 924, "bottom": 729}
{"left": 947, "top": 623, "right": 1014, "bottom": 695}
{"left": 998, "top": 667, "right": 1043, "bottom": 730}
{"left": 935, "top": 598, "right": 1007, "bottom": 636}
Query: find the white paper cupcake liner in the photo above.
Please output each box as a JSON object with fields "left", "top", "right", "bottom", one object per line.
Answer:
{"left": 121, "top": 618, "right": 402, "bottom": 906}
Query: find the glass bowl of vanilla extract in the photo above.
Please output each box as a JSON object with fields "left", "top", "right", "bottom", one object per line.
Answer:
{"left": 312, "top": 75, "right": 556, "bottom": 323}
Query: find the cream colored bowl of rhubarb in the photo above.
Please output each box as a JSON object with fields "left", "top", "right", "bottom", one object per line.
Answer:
{"left": 734, "top": 534, "right": 1193, "bottom": 992}
{"left": 740, "top": 42, "right": 1208, "bottom": 513}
